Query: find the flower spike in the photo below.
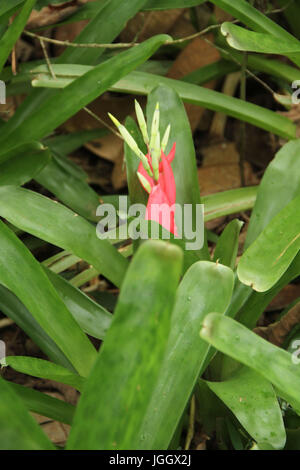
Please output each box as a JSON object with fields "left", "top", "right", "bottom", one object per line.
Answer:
{"left": 161, "top": 124, "right": 171, "bottom": 152}
{"left": 108, "top": 113, "right": 152, "bottom": 177}
{"left": 137, "top": 171, "right": 152, "bottom": 194}
{"left": 134, "top": 100, "right": 149, "bottom": 146}
{"left": 149, "top": 103, "right": 160, "bottom": 181}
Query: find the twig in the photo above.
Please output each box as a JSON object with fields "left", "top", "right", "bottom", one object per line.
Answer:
{"left": 83, "top": 107, "right": 122, "bottom": 138}
{"left": 24, "top": 30, "right": 137, "bottom": 49}
{"left": 9, "top": 16, "right": 17, "bottom": 75}
{"left": 39, "top": 38, "right": 56, "bottom": 80}
{"left": 23, "top": 22, "right": 230, "bottom": 50}
{"left": 204, "top": 38, "right": 276, "bottom": 96}
{"left": 185, "top": 395, "right": 196, "bottom": 450}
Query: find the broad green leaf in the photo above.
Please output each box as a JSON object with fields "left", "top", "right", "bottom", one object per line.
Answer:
{"left": 0, "top": 0, "right": 36, "bottom": 73}
{"left": 237, "top": 252, "right": 300, "bottom": 329}
{"left": 0, "top": 284, "right": 75, "bottom": 371}
{"left": 31, "top": 67, "right": 296, "bottom": 140}
{"left": 44, "top": 129, "right": 107, "bottom": 157}
{"left": 211, "top": 0, "right": 300, "bottom": 67}
{"left": 67, "top": 240, "right": 183, "bottom": 450}
{"left": 9, "top": 381, "right": 75, "bottom": 425}
{"left": 137, "top": 261, "right": 234, "bottom": 449}
{"left": 238, "top": 195, "right": 300, "bottom": 292}
{"left": 228, "top": 140, "right": 300, "bottom": 323}
{"left": 211, "top": 0, "right": 298, "bottom": 39}
{"left": 221, "top": 22, "right": 300, "bottom": 56}
{"left": 0, "top": 0, "right": 149, "bottom": 139}
{"left": 182, "top": 59, "right": 238, "bottom": 85}
{"left": 200, "top": 313, "right": 300, "bottom": 414}
{"left": 125, "top": 117, "right": 148, "bottom": 208}
{"left": 0, "top": 220, "right": 97, "bottom": 376}
{"left": 45, "top": 267, "right": 112, "bottom": 340}
{"left": 1, "top": 356, "right": 85, "bottom": 391}
{"left": 0, "top": 35, "right": 170, "bottom": 156}
{"left": 203, "top": 186, "right": 257, "bottom": 221}
{"left": 0, "top": 142, "right": 50, "bottom": 186}
{"left": 246, "top": 140, "right": 300, "bottom": 249}
{"left": 207, "top": 367, "right": 286, "bottom": 450}
{"left": 0, "top": 186, "right": 128, "bottom": 288}
{"left": 147, "top": 85, "right": 210, "bottom": 260}
{"left": 59, "top": 0, "right": 149, "bottom": 65}
{"left": 213, "top": 219, "right": 243, "bottom": 270}
{"left": 36, "top": 157, "right": 100, "bottom": 222}
{"left": 0, "top": 376, "right": 54, "bottom": 450}
{"left": 0, "top": 1, "right": 25, "bottom": 17}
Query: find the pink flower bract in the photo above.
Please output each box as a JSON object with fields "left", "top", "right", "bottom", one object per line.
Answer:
{"left": 138, "top": 143, "right": 178, "bottom": 235}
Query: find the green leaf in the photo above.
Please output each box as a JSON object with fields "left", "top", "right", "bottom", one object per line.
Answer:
{"left": 238, "top": 195, "right": 300, "bottom": 292}
{"left": 43, "top": 129, "right": 107, "bottom": 157}
{"left": 0, "top": 1, "right": 25, "bottom": 17}
{"left": 31, "top": 67, "right": 297, "bottom": 140}
{"left": 203, "top": 186, "right": 257, "bottom": 222}
{"left": 36, "top": 157, "right": 101, "bottom": 222}
{"left": 0, "top": 284, "right": 75, "bottom": 371}
{"left": 246, "top": 140, "right": 300, "bottom": 249}
{"left": 0, "top": 219, "right": 97, "bottom": 376}
{"left": 200, "top": 313, "right": 300, "bottom": 415}
{"left": 0, "top": 376, "right": 54, "bottom": 450}
{"left": 207, "top": 367, "right": 286, "bottom": 450}
{"left": 67, "top": 240, "right": 183, "bottom": 450}
{"left": 0, "top": 186, "right": 128, "bottom": 288}
{"left": 237, "top": 252, "right": 300, "bottom": 329}
{"left": 221, "top": 22, "right": 300, "bottom": 56}
{"left": 0, "top": 34, "right": 170, "bottom": 156}
{"left": 45, "top": 267, "right": 112, "bottom": 341}
{"left": 9, "top": 381, "right": 75, "bottom": 425}
{"left": 125, "top": 117, "right": 148, "bottom": 208}
{"left": 137, "top": 260, "right": 234, "bottom": 449}
{"left": 211, "top": 0, "right": 300, "bottom": 67}
{"left": 59, "top": 0, "right": 150, "bottom": 66}
{"left": 0, "top": 0, "right": 36, "bottom": 73}
{"left": 213, "top": 219, "right": 243, "bottom": 270}
{"left": 1, "top": 356, "right": 85, "bottom": 391}
{"left": 211, "top": 0, "right": 298, "bottom": 39}
{"left": 0, "top": 142, "right": 50, "bottom": 186}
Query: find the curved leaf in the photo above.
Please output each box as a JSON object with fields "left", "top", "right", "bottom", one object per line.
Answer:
{"left": 1, "top": 356, "right": 85, "bottom": 391}
{"left": 67, "top": 240, "right": 183, "bottom": 450}
{"left": 0, "top": 376, "right": 54, "bottom": 450}
{"left": 0, "top": 186, "right": 128, "bottom": 288}
{"left": 213, "top": 219, "right": 243, "bottom": 270}
{"left": 9, "top": 382, "right": 75, "bottom": 426}
{"left": 207, "top": 367, "right": 286, "bottom": 450}
{"left": 0, "top": 219, "right": 97, "bottom": 376}
{"left": 0, "top": 34, "right": 170, "bottom": 156}
{"left": 137, "top": 260, "right": 234, "bottom": 449}
{"left": 200, "top": 313, "right": 300, "bottom": 415}
{"left": 0, "top": 142, "right": 50, "bottom": 186}
{"left": 238, "top": 195, "right": 300, "bottom": 292}
{"left": 221, "top": 22, "right": 300, "bottom": 56}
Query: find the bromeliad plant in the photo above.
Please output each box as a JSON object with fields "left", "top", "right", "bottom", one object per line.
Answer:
{"left": 0, "top": 0, "right": 300, "bottom": 451}
{"left": 109, "top": 101, "right": 177, "bottom": 235}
